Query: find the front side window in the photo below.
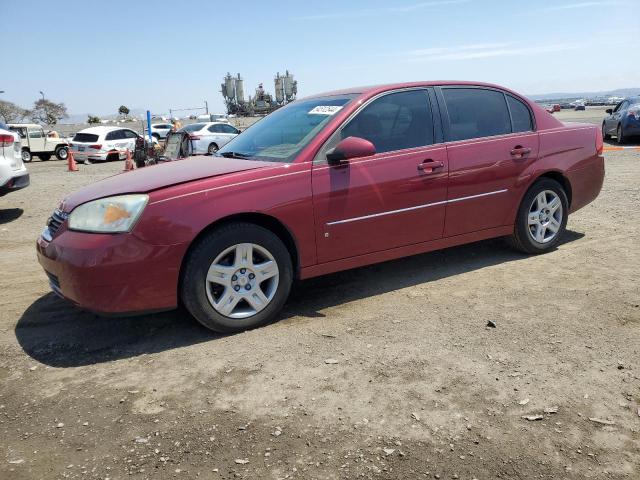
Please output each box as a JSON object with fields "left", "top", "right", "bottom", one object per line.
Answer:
{"left": 217, "top": 94, "right": 357, "bottom": 163}
{"left": 443, "top": 88, "right": 511, "bottom": 141}
{"left": 123, "top": 130, "right": 138, "bottom": 138}
{"left": 208, "top": 124, "right": 223, "bottom": 133}
{"left": 507, "top": 95, "right": 533, "bottom": 133}
{"left": 338, "top": 89, "right": 434, "bottom": 154}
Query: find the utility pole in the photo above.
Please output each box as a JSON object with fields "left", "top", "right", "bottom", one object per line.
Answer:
{"left": 39, "top": 91, "right": 45, "bottom": 101}
{"left": 204, "top": 100, "right": 209, "bottom": 114}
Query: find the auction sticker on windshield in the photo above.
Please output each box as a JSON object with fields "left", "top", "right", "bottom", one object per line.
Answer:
{"left": 308, "top": 105, "right": 343, "bottom": 115}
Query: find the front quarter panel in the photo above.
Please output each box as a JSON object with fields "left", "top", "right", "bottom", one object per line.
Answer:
{"left": 133, "top": 162, "right": 315, "bottom": 266}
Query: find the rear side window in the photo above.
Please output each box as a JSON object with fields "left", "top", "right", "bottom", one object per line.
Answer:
{"left": 507, "top": 95, "right": 533, "bottom": 133}
{"left": 183, "top": 123, "right": 205, "bottom": 133}
{"left": 443, "top": 88, "right": 511, "bottom": 141}
{"left": 221, "top": 124, "right": 239, "bottom": 134}
{"left": 341, "top": 89, "right": 434, "bottom": 154}
{"left": 73, "top": 133, "right": 99, "bottom": 142}
{"left": 105, "top": 130, "right": 125, "bottom": 140}
{"left": 123, "top": 130, "right": 138, "bottom": 138}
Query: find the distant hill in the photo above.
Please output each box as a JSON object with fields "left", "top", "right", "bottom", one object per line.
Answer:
{"left": 61, "top": 108, "right": 154, "bottom": 125}
{"left": 528, "top": 88, "right": 640, "bottom": 101}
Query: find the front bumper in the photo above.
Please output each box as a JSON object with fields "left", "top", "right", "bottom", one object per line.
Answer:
{"left": 36, "top": 227, "right": 187, "bottom": 315}
{"left": 0, "top": 172, "right": 29, "bottom": 196}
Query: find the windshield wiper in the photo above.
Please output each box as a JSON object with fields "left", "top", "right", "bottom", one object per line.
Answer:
{"left": 219, "top": 151, "right": 252, "bottom": 159}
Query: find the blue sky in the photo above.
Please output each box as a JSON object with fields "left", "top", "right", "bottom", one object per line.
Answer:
{"left": 3, "top": 0, "right": 638, "bottom": 118}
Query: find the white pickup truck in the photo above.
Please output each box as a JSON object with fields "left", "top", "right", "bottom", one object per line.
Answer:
{"left": 7, "top": 123, "right": 69, "bottom": 162}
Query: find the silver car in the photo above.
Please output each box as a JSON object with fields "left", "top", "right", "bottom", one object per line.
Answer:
{"left": 181, "top": 122, "right": 240, "bottom": 154}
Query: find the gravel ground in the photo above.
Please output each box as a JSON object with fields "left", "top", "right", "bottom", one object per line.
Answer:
{"left": 0, "top": 109, "right": 639, "bottom": 479}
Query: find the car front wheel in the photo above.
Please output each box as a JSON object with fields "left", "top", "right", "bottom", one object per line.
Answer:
{"left": 207, "top": 143, "right": 219, "bottom": 155}
{"left": 181, "top": 223, "right": 293, "bottom": 333}
{"left": 55, "top": 147, "right": 68, "bottom": 160}
{"left": 509, "top": 178, "right": 568, "bottom": 254}
{"left": 616, "top": 124, "right": 625, "bottom": 144}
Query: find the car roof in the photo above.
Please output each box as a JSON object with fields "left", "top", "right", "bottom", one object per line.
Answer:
{"left": 76, "top": 126, "right": 128, "bottom": 134}
{"left": 7, "top": 123, "right": 42, "bottom": 128}
{"left": 302, "top": 80, "right": 527, "bottom": 100}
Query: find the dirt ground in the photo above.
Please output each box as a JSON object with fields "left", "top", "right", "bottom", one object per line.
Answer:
{"left": 1, "top": 108, "right": 638, "bottom": 479}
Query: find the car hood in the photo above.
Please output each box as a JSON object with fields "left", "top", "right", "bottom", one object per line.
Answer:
{"left": 60, "top": 155, "right": 273, "bottom": 211}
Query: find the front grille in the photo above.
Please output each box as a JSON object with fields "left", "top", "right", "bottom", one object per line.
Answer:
{"left": 47, "top": 209, "right": 69, "bottom": 237}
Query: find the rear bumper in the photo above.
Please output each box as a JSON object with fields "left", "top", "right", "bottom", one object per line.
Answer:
{"left": 0, "top": 172, "right": 29, "bottom": 196}
{"left": 567, "top": 155, "right": 605, "bottom": 213}
{"left": 36, "top": 229, "right": 186, "bottom": 314}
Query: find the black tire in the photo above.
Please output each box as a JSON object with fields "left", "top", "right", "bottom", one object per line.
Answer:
{"left": 508, "top": 178, "right": 568, "bottom": 254}
{"left": 39, "top": 153, "right": 52, "bottom": 161}
{"left": 106, "top": 152, "right": 120, "bottom": 162}
{"left": 152, "top": 133, "right": 160, "bottom": 141}
{"left": 207, "top": 143, "right": 219, "bottom": 155}
{"left": 181, "top": 223, "right": 293, "bottom": 333}
{"left": 21, "top": 149, "right": 32, "bottom": 163}
{"left": 55, "top": 146, "right": 68, "bottom": 160}
{"left": 602, "top": 122, "right": 611, "bottom": 140}
{"left": 616, "top": 124, "right": 625, "bottom": 144}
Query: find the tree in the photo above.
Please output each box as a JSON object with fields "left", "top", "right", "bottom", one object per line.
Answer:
{"left": 118, "top": 105, "right": 130, "bottom": 117}
{"left": 30, "top": 98, "right": 68, "bottom": 126}
{"left": 87, "top": 115, "right": 101, "bottom": 125}
{"left": 0, "top": 100, "right": 29, "bottom": 123}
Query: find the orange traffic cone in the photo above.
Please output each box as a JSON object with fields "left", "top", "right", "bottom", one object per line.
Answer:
{"left": 123, "top": 149, "right": 134, "bottom": 172}
{"left": 67, "top": 149, "right": 79, "bottom": 172}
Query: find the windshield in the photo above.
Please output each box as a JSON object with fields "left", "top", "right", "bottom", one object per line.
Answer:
{"left": 217, "top": 94, "right": 357, "bottom": 162}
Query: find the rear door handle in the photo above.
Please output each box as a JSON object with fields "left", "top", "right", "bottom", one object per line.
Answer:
{"left": 510, "top": 146, "right": 532, "bottom": 159}
{"left": 417, "top": 159, "right": 444, "bottom": 173}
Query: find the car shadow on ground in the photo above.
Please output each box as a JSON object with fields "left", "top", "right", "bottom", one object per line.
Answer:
{"left": 604, "top": 138, "right": 640, "bottom": 147}
{"left": 15, "top": 231, "right": 584, "bottom": 368}
{"left": 0, "top": 208, "right": 24, "bottom": 224}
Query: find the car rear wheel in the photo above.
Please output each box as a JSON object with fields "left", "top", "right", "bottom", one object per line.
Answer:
{"left": 181, "top": 223, "right": 293, "bottom": 333}
{"left": 508, "top": 178, "right": 568, "bottom": 254}
{"left": 616, "top": 124, "right": 625, "bottom": 144}
{"left": 207, "top": 143, "right": 219, "bottom": 155}
{"left": 602, "top": 122, "right": 611, "bottom": 140}
{"left": 55, "top": 146, "right": 68, "bottom": 160}
{"left": 21, "top": 149, "right": 32, "bottom": 163}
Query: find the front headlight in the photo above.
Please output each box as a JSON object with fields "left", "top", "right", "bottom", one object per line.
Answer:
{"left": 68, "top": 194, "right": 149, "bottom": 233}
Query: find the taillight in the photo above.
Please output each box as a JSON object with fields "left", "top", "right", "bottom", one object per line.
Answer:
{"left": 595, "top": 127, "right": 603, "bottom": 155}
{"left": 188, "top": 135, "right": 200, "bottom": 140}
{"left": 628, "top": 110, "right": 638, "bottom": 119}
{"left": 89, "top": 144, "right": 102, "bottom": 150}
{"left": 0, "top": 134, "right": 14, "bottom": 147}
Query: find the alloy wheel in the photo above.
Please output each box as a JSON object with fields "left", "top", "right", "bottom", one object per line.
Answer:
{"left": 205, "top": 243, "right": 279, "bottom": 319}
{"left": 527, "top": 190, "right": 563, "bottom": 244}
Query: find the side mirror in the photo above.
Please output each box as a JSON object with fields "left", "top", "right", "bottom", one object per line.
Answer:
{"left": 326, "top": 136, "right": 376, "bottom": 165}
{"left": 606, "top": 109, "right": 613, "bottom": 114}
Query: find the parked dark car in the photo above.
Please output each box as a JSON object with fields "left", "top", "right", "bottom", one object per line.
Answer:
{"left": 602, "top": 96, "right": 640, "bottom": 144}
{"left": 37, "top": 81, "right": 605, "bottom": 333}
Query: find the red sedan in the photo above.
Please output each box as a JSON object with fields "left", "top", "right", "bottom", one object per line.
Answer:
{"left": 37, "top": 82, "right": 605, "bottom": 332}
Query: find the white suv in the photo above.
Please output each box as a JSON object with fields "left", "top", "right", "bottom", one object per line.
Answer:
{"left": 0, "top": 124, "right": 29, "bottom": 196}
{"left": 147, "top": 123, "right": 173, "bottom": 140}
{"left": 69, "top": 126, "right": 143, "bottom": 163}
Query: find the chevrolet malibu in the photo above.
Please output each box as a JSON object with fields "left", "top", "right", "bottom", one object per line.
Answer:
{"left": 37, "top": 82, "right": 605, "bottom": 332}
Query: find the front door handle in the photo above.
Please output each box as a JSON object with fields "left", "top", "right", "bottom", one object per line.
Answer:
{"left": 510, "top": 146, "right": 532, "bottom": 159}
{"left": 417, "top": 159, "right": 444, "bottom": 173}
